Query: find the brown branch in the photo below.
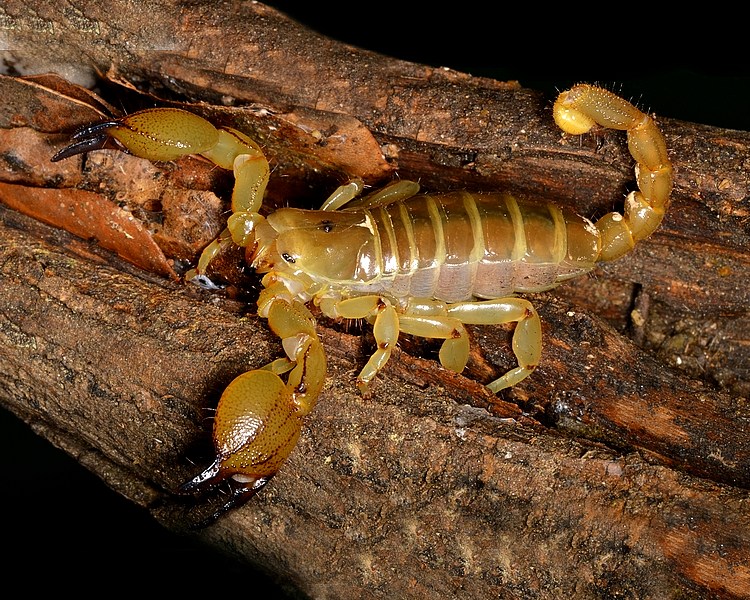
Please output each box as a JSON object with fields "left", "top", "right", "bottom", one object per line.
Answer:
{"left": 1, "top": 1, "right": 749, "bottom": 598}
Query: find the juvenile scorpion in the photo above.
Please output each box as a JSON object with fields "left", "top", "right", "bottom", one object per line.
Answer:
{"left": 52, "top": 84, "right": 673, "bottom": 519}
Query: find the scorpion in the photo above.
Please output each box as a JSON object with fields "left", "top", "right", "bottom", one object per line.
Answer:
{"left": 52, "top": 84, "right": 672, "bottom": 520}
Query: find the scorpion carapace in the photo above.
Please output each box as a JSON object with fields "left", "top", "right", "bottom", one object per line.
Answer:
{"left": 52, "top": 84, "right": 672, "bottom": 521}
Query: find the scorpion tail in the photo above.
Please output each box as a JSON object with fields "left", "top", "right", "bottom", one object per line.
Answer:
{"left": 553, "top": 84, "right": 673, "bottom": 261}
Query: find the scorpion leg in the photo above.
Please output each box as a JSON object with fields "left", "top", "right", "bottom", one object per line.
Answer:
{"left": 396, "top": 312, "right": 471, "bottom": 373}
{"left": 318, "top": 295, "right": 401, "bottom": 393}
{"left": 321, "top": 294, "right": 540, "bottom": 394}
{"left": 351, "top": 179, "right": 421, "bottom": 209}
{"left": 358, "top": 301, "right": 400, "bottom": 393}
{"left": 318, "top": 179, "right": 366, "bottom": 211}
{"left": 444, "top": 298, "right": 542, "bottom": 392}
{"left": 397, "top": 297, "right": 541, "bottom": 391}
{"left": 553, "top": 84, "right": 673, "bottom": 261}
{"left": 319, "top": 178, "right": 421, "bottom": 211}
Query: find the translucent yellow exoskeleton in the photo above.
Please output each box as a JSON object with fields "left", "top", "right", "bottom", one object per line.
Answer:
{"left": 52, "top": 84, "right": 672, "bottom": 521}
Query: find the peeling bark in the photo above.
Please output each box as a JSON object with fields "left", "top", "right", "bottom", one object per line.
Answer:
{"left": 1, "top": 2, "right": 749, "bottom": 598}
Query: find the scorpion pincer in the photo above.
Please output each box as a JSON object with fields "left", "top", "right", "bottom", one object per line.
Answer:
{"left": 52, "top": 84, "right": 672, "bottom": 520}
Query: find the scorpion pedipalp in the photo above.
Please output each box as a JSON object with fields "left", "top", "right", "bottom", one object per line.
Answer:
{"left": 178, "top": 334, "right": 322, "bottom": 523}
{"left": 52, "top": 84, "right": 672, "bottom": 521}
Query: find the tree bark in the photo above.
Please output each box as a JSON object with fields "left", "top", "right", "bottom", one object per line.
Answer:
{"left": 1, "top": 2, "right": 749, "bottom": 599}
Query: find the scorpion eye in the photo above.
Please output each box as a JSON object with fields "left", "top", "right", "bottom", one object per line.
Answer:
{"left": 319, "top": 220, "right": 334, "bottom": 233}
{"left": 281, "top": 252, "right": 296, "bottom": 263}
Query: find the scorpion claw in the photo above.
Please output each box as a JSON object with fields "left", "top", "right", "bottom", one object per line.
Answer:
{"left": 195, "top": 477, "right": 272, "bottom": 527}
{"left": 177, "top": 367, "right": 315, "bottom": 523}
{"left": 179, "top": 466, "right": 273, "bottom": 528}
{"left": 177, "top": 458, "right": 224, "bottom": 496}
{"left": 70, "top": 120, "right": 123, "bottom": 140}
{"left": 51, "top": 121, "right": 122, "bottom": 162}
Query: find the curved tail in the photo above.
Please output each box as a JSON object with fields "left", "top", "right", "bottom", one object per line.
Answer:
{"left": 553, "top": 84, "right": 673, "bottom": 261}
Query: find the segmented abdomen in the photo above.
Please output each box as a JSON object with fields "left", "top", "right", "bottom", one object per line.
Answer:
{"left": 356, "top": 191, "right": 601, "bottom": 302}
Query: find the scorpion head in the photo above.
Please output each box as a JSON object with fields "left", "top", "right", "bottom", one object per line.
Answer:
{"left": 260, "top": 208, "right": 380, "bottom": 284}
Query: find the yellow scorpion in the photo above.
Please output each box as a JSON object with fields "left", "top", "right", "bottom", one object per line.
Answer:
{"left": 52, "top": 84, "right": 672, "bottom": 519}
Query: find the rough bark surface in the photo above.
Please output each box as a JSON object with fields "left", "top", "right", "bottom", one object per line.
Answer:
{"left": 1, "top": 2, "right": 749, "bottom": 599}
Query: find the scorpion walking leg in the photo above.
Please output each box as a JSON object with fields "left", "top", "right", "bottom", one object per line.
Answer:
{"left": 318, "top": 295, "right": 400, "bottom": 393}
{"left": 445, "top": 298, "right": 542, "bottom": 392}
{"left": 553, "top": 84, "right": 673, "bottom": 261}
{"left": 323, "top": 295, "right": 541, "bottom": 394}
{"left": 319, "top": 178, "right": 422, "bottom": 211}
{"left": 395, "top": 297, "right": 541, "bottom": 392}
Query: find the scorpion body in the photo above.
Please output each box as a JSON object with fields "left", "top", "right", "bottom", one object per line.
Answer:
{"left": 266, "top": 191, "right": 601, "bottom": 301}
{"left": 52, "top": 84, "right": 672, "bottom": 520}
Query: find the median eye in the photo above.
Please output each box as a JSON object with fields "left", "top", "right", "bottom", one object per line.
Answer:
{"left": 319, "top": 220, "right": 334, "bottom": 233}
{"left": 281, "top": 252, "right": 296, "bottom": 263}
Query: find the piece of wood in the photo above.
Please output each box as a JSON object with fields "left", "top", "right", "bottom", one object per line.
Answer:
{"left": 1, "top": 1, "right": 748, "bottom": 598}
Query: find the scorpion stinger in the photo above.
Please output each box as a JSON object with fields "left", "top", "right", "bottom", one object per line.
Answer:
{"left": 52, "top": 84, "right": 672, "bottom": 521}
